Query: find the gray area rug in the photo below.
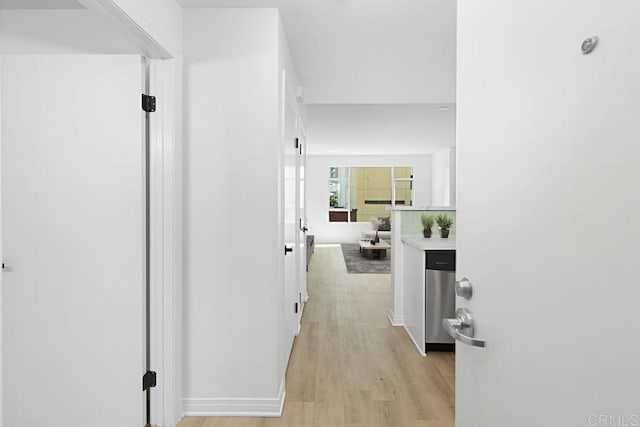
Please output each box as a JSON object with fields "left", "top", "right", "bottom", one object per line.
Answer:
{"left": 340, "top": 243, "right": 391, "bottom": 274}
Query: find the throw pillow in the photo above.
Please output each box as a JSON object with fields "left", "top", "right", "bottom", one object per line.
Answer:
{"left": 378, "top": 216, "right": 391, "bottom": 231}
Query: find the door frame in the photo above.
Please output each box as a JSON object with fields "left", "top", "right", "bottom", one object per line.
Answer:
{"left": 0, "top": 54, "right": 4, "bottom": 427}
{"left": 0, "top": 3, "right": 181, "bottom": 427}
{"left": 148, "top": 57, "right": 182, "bottom": 427}
{"left": 296, "top": 118, "right": 309, "bottom": 305}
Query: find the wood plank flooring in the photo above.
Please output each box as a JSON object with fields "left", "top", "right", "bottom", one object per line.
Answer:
{"left": 178, "top": 244, "right": 454, "bottom": 427}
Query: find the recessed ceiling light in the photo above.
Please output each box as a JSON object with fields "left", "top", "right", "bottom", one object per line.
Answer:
{"left": 436, "top": 105, "right": 448, "bottom": 111}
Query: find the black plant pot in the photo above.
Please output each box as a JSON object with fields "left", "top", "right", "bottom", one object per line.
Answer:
{"left": 441, "top": 229, "right": 450, "bottom": 238}
{"left": 423, "top": 229, "right": 432, "bottom": 238}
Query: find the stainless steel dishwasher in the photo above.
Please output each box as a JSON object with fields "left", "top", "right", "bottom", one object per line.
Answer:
{"left": 425, "top": 250, "right": 456, "bottom": 352}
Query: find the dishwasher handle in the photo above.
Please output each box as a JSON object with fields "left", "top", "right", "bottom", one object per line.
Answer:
{"left": 442, "top": 308, "right": 486, "bottom": 348}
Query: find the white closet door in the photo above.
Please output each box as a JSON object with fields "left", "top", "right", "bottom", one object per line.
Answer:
{"left": 296, "top": 125, "right": 307, "bottom": 304}
{"left": 1, "top": 55, "right": 144, "bottom": 427}
{"left": 282, "top": 78, "right": 299, "bottom": 353}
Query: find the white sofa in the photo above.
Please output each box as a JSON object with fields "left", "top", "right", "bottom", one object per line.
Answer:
{"left": 362, "top": 230, "right": 391, "bottom": 241}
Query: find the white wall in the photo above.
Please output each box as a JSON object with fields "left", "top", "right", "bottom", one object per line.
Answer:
{"left": 431, "top": 146, "right": 456, "bottom": 207}
{"left": 183, "top": 8, "right": 285, "bottom": 414}
{"left": 178, "top": 0, "right": 455, "bottom": 104}
{"left": 304, "top": 104, "right": 456, "bottom": 156}
{"left": 449, "top": 147, "right": 456, "bottom": 207}
{"left": 80, "top": 0, "right": 183, "bottom": 58}
{"left": 0, "top": 10, "right": 139, "bottom": 54}
{"left": 307, "top": 155, "right": 432, "bottom": 243}
{"left": 271, "top": 0, "right": 456, "bottom": 104}
{"left": 113, "top": 0, "right": 182, "bottom": 56}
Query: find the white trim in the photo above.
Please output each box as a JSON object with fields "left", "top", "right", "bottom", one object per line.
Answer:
{"left": 182, "top": 381, "right": 286, "bottom": 417}
{"left": 403, "top": 325, "right": 426, "bottom": 357}
{"left": 0, "top": 54, "right": 4, "bottom": 427}
{"left": 150, "top": 57, "right": 182, "bottom": 427}
{"left": 388, "top": 310, "right": 404, "bottom": 326}
{"left": 295, "top": 295, "right": 305, "bottom": 337}
{"left": 159, "top": 57, "right": 183, "bottom": 427}
{"left": 78, "top": 0, "right": 173, "bottom": 59}
{"left": 147, "top": 56, "right": 164, "bottom": 427}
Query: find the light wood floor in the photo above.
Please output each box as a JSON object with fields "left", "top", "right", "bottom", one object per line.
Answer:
{"left": 178, "top": 244, "right": 454, "bottom": 427}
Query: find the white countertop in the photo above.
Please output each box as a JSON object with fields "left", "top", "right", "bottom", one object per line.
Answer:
{"left": 401, "top": 235, "right": 456, "bottom": 250}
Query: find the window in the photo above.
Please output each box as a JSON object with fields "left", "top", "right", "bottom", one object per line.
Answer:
{"left": 329, "top": 167, "right": 349, "bottom": 208}
{"left": 328, "top": 167, "right": 414, "bottom": 222}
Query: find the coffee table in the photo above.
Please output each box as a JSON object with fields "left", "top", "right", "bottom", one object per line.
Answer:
{"left": 357, "top": 239, "right": 391, "bottom": 259}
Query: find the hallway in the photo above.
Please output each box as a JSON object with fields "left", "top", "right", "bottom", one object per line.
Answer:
{"left": 179, "top": 244, "right": 454, "bottom": 427}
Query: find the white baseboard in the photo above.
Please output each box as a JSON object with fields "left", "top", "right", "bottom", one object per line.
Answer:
{"left": 387, "top": 310, "right": 404, "bottom": 326}
{"left": 182, "top": 380, "right": 285, "bottom": 417}
{"left": 403, "top": 325, "right": 426, "bottom": 357}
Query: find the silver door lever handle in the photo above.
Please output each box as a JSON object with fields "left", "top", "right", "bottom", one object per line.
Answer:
{"left": 442, "top": 308, "right": 486, "bottom": 348}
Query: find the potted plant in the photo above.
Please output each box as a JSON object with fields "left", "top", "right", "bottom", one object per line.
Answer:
{"left": 421, "top": 214, "right": 434, "bottom": 238}
{"left": 436, "top": 214, "right": 453, "bottom": 238}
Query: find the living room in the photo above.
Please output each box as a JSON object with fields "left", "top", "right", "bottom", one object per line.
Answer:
{"left": 305, "top": 104, "right": 457, "bottom": 245}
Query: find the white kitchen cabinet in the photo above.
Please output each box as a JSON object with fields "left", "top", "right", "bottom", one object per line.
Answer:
{"left": 403, "top": 242, "right": 427, "bottom": 355}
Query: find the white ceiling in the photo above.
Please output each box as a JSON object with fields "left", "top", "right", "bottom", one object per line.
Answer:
{"left": 178, "top": 0, "right": 456, "bottom": 105}
{"left": 0, "top": 0, "right": 84, "bottom": 9}
{"left": 304, "top": 104, "right": 455, "bottom": 155}
{"left": 1, "top": 0, "right": 457, "bottom": 155}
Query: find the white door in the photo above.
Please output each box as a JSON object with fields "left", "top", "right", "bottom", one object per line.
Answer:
{"left": 296, "top": 123, "right": 308, "bottom": 305}
{"left": 282, "top": 80, "right": 299, "bottom": 353}
{"left": 456, "top": 2, "right": 640, "bottom": 426}
{"left": 1, "top": 55, "right": 145, "bottom": 427}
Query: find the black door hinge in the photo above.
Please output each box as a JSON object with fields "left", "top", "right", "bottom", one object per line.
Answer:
{"left": 294, "top": 302, "right": 299, "bottom": 314}
{"left": 142, "top": 371, "right": 157, "bottom": 391}
{"left": 142, "top": 94, "right": 156, "bottom": 113}
{"left": 294, "top": 137, "right": 299, "bottom": 149}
